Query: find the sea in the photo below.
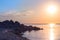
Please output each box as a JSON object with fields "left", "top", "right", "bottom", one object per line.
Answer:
{"left": 23, "top": 24, "right": 60, "bottom": 40}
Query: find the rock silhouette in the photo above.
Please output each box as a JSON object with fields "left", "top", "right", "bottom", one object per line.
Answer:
{"left": 0, "top": 20, "right": 43, "bottom": 40}
{"left": 0, "top": 20, "right": 42, "bottom": 31}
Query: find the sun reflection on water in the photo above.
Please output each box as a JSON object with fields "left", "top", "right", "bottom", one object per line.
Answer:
{"left": 49, "top": 23, "right": 55, "bottom": 40}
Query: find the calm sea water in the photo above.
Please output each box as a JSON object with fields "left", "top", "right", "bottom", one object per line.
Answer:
{"left": 23, "top": 24, "right": 60, "bottom": 40}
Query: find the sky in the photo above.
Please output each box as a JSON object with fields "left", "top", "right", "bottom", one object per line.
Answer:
{"left": 0, "top": 0, "right": 42, "bottom": 12}
{"left": 0, "top": 0, "right": 60, "bottom": 24}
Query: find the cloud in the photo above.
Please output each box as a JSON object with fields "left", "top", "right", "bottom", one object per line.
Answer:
{"left": 0, "top": 10, "right": 34, "bottom": 23}
{"left": 1, "top": 10, "right": 34, "bottom": 16}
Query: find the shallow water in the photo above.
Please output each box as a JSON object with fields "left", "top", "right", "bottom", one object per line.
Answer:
{"left": 23, "top": 24, "right": 60, "bottom": 40}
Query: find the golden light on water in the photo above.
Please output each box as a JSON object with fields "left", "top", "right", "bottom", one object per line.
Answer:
{"left": 49, "top": 23, "right": 55, "bottom": 28}
{"left": 49, "top": 23, "right": 55, "bottom": 40}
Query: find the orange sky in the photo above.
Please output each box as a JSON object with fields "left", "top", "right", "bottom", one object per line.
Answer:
{"left": 0, "top": 0, "right": 60, "bottom": 24}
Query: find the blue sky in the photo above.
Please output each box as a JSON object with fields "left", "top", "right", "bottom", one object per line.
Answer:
{"left": 0, "top": 0, "right": 22, "bottom": 12}
{"left": 0, "top": 0, "right": 43, "bottom": 12}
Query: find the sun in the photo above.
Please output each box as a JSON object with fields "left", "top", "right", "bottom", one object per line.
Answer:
{"left": 47, "top": 5, "right": 57, "bottom": 14}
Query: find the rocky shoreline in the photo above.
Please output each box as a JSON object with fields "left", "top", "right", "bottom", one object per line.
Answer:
{"left": 0, "top": 20, "right": 43, "bottom": 40}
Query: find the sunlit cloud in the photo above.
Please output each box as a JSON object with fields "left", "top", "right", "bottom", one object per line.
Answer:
{"left": 0, "top": 10, "right": 35, "bottom": 23}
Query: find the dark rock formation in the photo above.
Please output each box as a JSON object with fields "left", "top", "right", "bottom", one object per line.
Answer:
{"left": 0, "top": 20, "right": 42, "bottom": 31}
{"left": 0, "top": 20, "right": 43, "bottom": 40}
